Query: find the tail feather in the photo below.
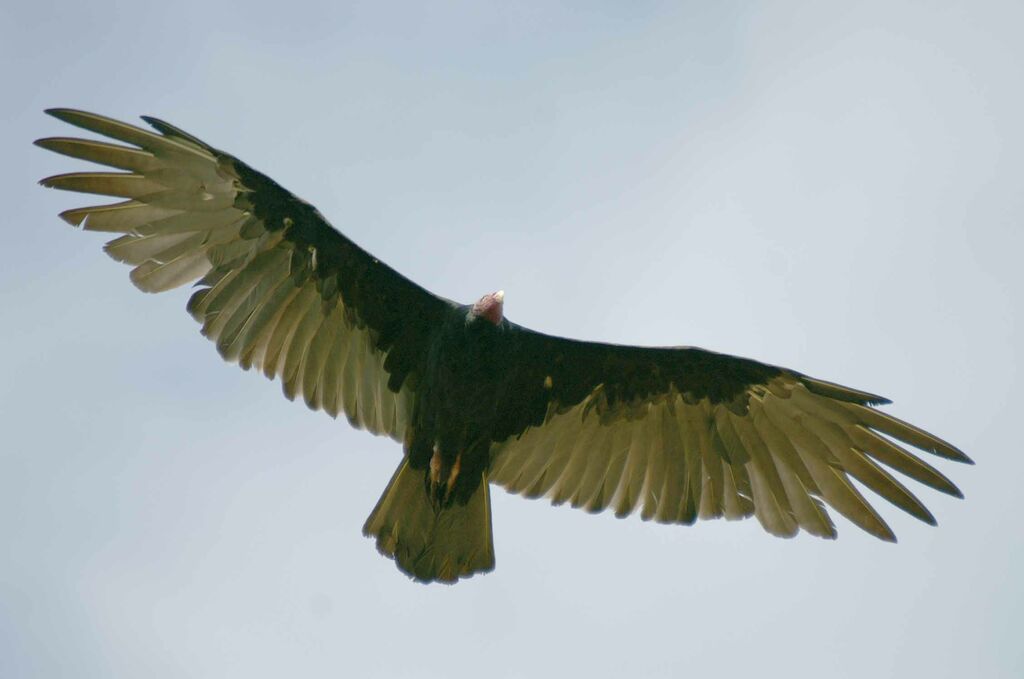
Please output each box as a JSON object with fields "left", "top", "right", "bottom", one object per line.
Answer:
{"left": 363, "top": 458, "right": 495, "bottom": 583}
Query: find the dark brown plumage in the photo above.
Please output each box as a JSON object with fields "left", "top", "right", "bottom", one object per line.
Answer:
{"left": 37, "top": 109, "right": 971, "bottom": 583}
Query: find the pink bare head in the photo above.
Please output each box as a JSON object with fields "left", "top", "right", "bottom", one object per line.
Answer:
{"left": 471, "top": 290, "right": 505, "bottom": 325}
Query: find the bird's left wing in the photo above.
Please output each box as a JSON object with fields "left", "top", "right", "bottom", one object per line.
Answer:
{"left": 489, "top": 327, "right": 970, "bottom": 540}
{"left": 37, "top": 109, "right": 454, "bottom": 440}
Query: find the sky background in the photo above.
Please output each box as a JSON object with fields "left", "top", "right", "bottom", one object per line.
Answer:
{"left": 2, "top": 1, "right": 1022, "bottom": 677}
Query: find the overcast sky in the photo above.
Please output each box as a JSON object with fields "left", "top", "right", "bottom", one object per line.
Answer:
{"left": 2, "top": 2, "right": 1022, "bottom": 678}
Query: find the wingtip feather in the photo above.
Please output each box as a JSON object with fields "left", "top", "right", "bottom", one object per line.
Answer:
{"left": 800, "top": 375, "right": 891, "bottom": 406}
{"left": 956, "top": 451, "right": 975, "bottom": 466}
{"left": 141, "top": 115, "right": 210, "bottom": 149}
{"left": 43, "top": 108, "right": 95, "bottom": 127}
{"left": 57, "top": 208, "right": 85, "bottom": 226}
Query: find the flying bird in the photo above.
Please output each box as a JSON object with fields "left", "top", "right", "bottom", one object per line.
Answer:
{"left": 36, "top": 109, "right": 971, "bottom": 583}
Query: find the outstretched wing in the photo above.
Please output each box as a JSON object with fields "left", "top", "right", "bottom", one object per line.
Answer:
{"left": 490, "top": 328, "right": 971, "bottom": 540}
{"left": 37, "top": 109, "right": 454, "bottom": 440}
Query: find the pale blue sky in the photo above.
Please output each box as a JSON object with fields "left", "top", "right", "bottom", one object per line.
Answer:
{"left": 2, "top": 2, "right": 1022, "bottom": 678}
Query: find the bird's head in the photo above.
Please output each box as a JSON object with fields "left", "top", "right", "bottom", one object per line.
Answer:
{"left": 470, "top": 290, "right": 505, "bottom": 325}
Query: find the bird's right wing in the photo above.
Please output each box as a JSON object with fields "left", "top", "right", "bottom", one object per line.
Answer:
{"left": 37, "top": 109, "right": 455, "bottom": 441}
{"left": 489, "top": 328, "right": 971, "bottom": 540}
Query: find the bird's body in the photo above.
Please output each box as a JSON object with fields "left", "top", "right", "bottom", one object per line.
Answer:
{"left": 414, "top": 304, "right": 507, "bottom": 505}
{"left": 37, "top": 109, "right": 971, "bottom": 583}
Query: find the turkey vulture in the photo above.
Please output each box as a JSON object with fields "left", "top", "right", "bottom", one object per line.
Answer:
{"left": 36, "top": 109, "right": 971, "bottom": 584}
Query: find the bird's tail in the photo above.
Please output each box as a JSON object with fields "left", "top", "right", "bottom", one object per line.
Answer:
{"left": 363, "top": 458, "right": 495, "bottom": 583}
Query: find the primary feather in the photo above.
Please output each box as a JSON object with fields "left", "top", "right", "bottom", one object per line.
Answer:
{"left": 37, "top": 109, "right": 971, "bottom": 584}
